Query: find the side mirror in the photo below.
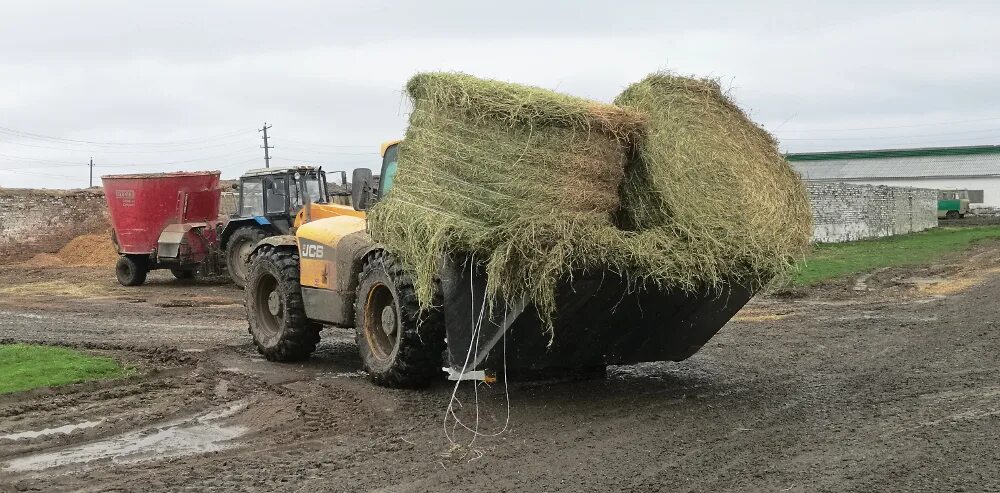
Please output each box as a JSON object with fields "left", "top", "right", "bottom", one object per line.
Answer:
{"left": 351, "top": 168, "right": 374, "bottom": 211}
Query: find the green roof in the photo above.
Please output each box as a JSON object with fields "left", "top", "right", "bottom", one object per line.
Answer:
{"left": 785, "top": 144, "right": 1000, "bottom": 162}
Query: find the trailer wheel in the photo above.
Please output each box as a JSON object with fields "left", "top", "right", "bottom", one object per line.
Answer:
{"left": 116, "top": 255, "right": 148, "bottom": 286}
{"left": 226, "top": 226, "right": 269, "bottom": 289}
{"left": 245, "top": 246, "right": 322, "bottom": 362}
{"left": 354, "top": 252, "right": 445, "bottom": 388}
{"left": 946, "top": 210, "right": 960, "bottom": 219}
{"left": 170, "top": 268, "right": 195, "bottom": 280}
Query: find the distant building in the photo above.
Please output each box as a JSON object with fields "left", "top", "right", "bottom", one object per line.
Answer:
{"left": 787, "top": 145, "right": 1000, "bottom": 207}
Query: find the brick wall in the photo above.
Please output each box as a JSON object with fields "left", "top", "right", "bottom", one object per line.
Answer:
{"left": 807, "top": 182, "right": 937, "bottom": 243}
{"left": 0, "top": 188, "right": 110, "bottom": 263}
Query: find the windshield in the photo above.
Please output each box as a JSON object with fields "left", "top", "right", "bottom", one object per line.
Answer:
{"left": 380, "top": 145, "right": 398, "bottom": 198}
{"left": 303, "top": 173, "right": 325, "bottom": 203}
{"left": 289, "top": 171, "right": 327, "bottom": 207}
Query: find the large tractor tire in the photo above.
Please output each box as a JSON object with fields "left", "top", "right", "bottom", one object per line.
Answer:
{"left": 354, "top": 252, "right": 445, "bottom": 388}
{"left": 245, "top": 245, "right": 322, "bottom": 362}
{"left": 116, "top": 255, "right": 148, "bottom": 286}
{"left": 226, "top": 226, "right": 269, "bottom": 288}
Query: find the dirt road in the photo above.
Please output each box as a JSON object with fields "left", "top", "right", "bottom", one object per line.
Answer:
{"left": 0, "top": 258, "right": 998, "bottom": 492}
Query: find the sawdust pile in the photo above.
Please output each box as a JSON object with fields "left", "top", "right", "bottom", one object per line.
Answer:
{"left": 22, "top": 234, "right": 119, "bottom": 267}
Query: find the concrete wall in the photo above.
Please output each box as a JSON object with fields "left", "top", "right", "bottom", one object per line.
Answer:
{"left": 807, "top": 182, "right": 937, "bottom": 243}
{"left": 0, "top": 188, "right": 109, "bottom": 263}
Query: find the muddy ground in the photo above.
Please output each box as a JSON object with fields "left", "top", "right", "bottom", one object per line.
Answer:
{"left": 0, "top": 248, "right": 998, "bottom": 492}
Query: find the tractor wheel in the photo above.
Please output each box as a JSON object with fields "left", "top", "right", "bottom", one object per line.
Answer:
{"left": 354, "top": 252, "right": 445, "bottom": 388}
{"left": 170, "top": 268, "right": 195, "bottom": 280}
{"left": 245, "top": 245, "right": 322, "bottom": 362}
{"left": 226, "top": 226, "right": 268, "bottom": 288}
{"left": 116, "top": 255, "right": 148, "bottom": 286}
{"left": 946, "top": 210, "right": 960, "bottom": 219}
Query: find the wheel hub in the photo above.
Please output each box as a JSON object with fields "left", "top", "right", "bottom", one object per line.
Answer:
{"left": 239, "top": 240, "right": 253, "bottom": 260}
{"left": 381, "top": 305, "right": 397, "bottom": 336}
{"left": 267, "top": 289, "right": 282, "bottom": 317}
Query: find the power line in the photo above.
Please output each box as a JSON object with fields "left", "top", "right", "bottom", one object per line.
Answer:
{"left": 0, "top": 136, "right": 254, "bottom": 154}
{"left": 0, "top": 149, "right": 259, "bottom": 169}
{"left": 91, "top": 149, "right": 260, "bottom": 167}
{"left": 277, "top": 137, "right": 372, "bottom": 149}
{"left": 275, "top": 145, "right": 378, "bottom": 156}
{"left": 0, "top": 152, "right": 88, "bottom": 165}
{"left": 0, "top": 126, "right": 250, "bottom": 147}
{"left": 0, "top": 168, "right": 84, "bottom": 181}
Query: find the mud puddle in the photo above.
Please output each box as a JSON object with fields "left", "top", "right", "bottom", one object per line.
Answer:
{"left": 5, "top": 401, "right": 249, "bottom": 473}
{"left": 1, "top": 420, "right": 104, "bottom": 441}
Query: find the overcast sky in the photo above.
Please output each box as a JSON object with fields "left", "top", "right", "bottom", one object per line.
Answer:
{"left": 1, "top": 1, "right": 998, "bottom": 189}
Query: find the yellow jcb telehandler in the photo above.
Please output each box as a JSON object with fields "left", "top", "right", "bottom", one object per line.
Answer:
{"left": 243, "top": 141, "right": 755, "bottom": 388}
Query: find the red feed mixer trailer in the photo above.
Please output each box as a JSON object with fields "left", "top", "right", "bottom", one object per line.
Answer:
{"left": 102, "top": 171, "right": 225, "bottom": 286}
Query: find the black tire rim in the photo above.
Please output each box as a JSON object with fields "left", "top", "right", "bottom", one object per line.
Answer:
{"left": 364, "top": 282, "right": 397, "bottom": 363}
{"left": 254, "top": 271, "right": 281, "bottom": 343}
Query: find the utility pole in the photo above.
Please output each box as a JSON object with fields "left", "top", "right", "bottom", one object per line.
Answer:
{"left": 88, "top": 157, "right": 94, "bottom": 188}
{"left": 259, "top": 123, "right": 273, "bottom": 168}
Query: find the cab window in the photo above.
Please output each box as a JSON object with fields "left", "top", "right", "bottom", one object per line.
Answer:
{"left": 303, "top": 173, "right": 325, "bottom": 203}
{"left": 380, "top": 144, "right": 399, "bottom": 197}
{"left": 265, "top": 176, "right": 287, "bottom": 214}
{"left": 240, "top": 178, "right": 264, "bottom": 216}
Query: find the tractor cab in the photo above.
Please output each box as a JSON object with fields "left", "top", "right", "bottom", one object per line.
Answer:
{"left": 237, "top": 166, "right": 330, "bottom": 229}
{"left": 222, "top": 166, "right": 335, "bottom": 287}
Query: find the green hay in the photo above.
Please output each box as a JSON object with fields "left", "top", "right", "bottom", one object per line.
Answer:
{"left": 368, "top": 71, "right": 812, "bottom": 326}
{"left": 367, "top": 73, "right": 643, "bottom": 319}
{"left": 613, "top": 72, "right": 812, "bottom": 291}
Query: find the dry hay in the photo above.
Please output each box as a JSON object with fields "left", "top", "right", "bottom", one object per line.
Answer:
{"left": 369, "top": 71, "right": 812, "bottom": 324}
{"left": 0, "top": 279, "right": 106, "bottom": 298}
{"left": 614, "top": 72, "right": 812, "bottom": 292}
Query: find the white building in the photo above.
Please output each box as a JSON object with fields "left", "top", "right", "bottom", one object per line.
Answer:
{"left": 787, "top": 145, "right": 1000, "bottom": 208}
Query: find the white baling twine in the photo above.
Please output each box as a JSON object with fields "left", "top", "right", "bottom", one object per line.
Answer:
{"left": 443, "top": 256, "right": 512, "bottom": 450}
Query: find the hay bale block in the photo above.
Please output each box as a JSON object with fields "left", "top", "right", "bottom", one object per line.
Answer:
{"left": 614, "top": 73, "right": 812, "bottom": 290}
{"left": 368, "top": 72, "right": 644, "bottom": 317}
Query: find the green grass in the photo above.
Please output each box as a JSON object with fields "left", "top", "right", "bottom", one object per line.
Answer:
{"left": 0, "top": 344, "right": 131, "bottom": 394}
{"left": 792, "top": 226, "right": 1000, "bottom": 286}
